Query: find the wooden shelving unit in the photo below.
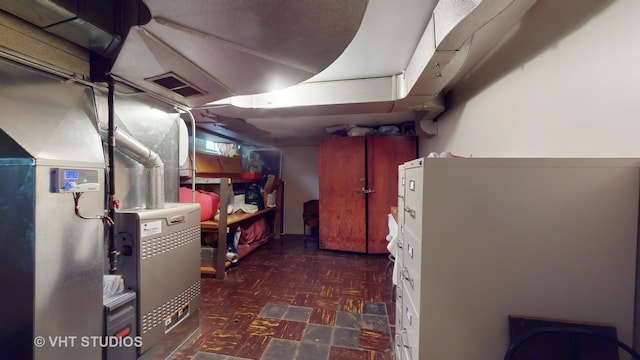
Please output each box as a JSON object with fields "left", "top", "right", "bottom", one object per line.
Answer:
{"left": 181, "top": 152, "right": 283, "bottom": 280}
{"left": 190, "top": 177, "right": 281, "bottom": 279}
{"left": 200, "top": 207, "right": 275, "bottom": 277}
{"left": 200, "top": 207, "right": 275, "bottom": 230}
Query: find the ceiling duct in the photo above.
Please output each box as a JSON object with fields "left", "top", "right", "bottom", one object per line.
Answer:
{"left": 110, "top": 0, "right": 368, "bottom": 108}
{"left": 191, "top": 0, "right": 538, "bottom": 141}
{"left": 0, "top": 0, "right": 149, "bottom": 65}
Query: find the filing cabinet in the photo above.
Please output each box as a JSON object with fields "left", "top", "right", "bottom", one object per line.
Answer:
{"left": 392, "top": 157, "right": 639, "bottom": 359}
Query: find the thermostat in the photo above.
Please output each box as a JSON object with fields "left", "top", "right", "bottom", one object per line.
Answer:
{"left": 50, "top": 168, "right": 100, "bottom": 192}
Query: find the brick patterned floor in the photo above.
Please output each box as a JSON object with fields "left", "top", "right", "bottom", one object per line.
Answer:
{"left": 170, "top": 235, "right": 395, "bottom": 360}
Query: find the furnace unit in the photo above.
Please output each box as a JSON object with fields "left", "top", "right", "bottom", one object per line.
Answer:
{"left": 115, "top": 203, "right": 201, "bottom": 359}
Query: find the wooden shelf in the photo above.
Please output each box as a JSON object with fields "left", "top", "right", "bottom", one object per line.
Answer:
{"left": 200, "top": 208, "right": 274, "bottom": 231}
{"left": 200, "top": 262, "right": 231, "bottom": 275}
{"left": 181, "top": 177, "right": 262, "bottom": 185}
{"left": 200, "top": 233, "right": 273, "bottom": 276}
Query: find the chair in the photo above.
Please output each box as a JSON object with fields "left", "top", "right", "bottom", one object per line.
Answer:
{"left": 504, "top": 326, "right": 640, "bottom": 360}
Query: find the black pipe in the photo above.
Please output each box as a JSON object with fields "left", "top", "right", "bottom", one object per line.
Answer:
{"left": 107, "top": 77, "right": 118, "bottom": 274}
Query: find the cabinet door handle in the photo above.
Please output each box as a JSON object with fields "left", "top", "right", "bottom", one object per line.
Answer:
{"left": 355, "top": 187, "right": 376, "bottom": 194}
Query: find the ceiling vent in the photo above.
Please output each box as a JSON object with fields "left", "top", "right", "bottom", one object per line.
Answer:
{"left": 146, "top": 73, "right": 205, "bottom": 98}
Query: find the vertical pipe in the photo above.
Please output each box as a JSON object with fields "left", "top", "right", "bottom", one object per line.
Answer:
{"left": 216, "top": 178, "right": 230, "bottom": 280}
{"left": 184, "top": 109, "right": 197, "bottom": 203}
{"left": 107, "top": 78, "right": 118, "bottom": 274}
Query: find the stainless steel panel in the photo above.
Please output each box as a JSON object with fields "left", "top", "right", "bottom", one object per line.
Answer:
{"left": 0, "top": 59, "right": 104, "bottom": 167}
{"left": 94, "top": 94, "right": 181, "bottom": 209}
{"left": 0, "top": 0, "right": 77, "bottom": 28}
{"left": 45, "top": 17, "right": 115, "bottom": 54}
{"left": 34, "top": 164, "right": 104, "bottom": 360}
{"left": 0, "top": 59, "right": 106, "bottom": 360}
{"left": 0, "top": 156, "right": 35, "bottom": 359}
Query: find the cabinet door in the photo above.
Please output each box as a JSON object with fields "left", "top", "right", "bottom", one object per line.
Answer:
{"left": 366, "top": 136, "right": 416, "bottom": 253}
{"left": 319, "top": 136, "right": 367, "bottom": 252}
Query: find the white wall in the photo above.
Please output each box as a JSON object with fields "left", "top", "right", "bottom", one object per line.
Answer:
{"left": 280, "top": 145, "right": 319, "bottom": 234}
{"left": 421, "top": 0, "right": 640, "bottom": 158}
{"left": 418, "top": 0, "right": 640, "bottom": 349}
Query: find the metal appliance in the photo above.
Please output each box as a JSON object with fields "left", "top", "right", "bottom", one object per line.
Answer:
{"left": 0, "top": 58, "right": 106, "bottom": 359}
{"left": 115, "top": 203, "right": 201, "bottom": 359}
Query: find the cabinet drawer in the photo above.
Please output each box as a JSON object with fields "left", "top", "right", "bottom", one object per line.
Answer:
{"left": 395, "top": 281, "right": 404, "bottom": 326}
{"left": 402, "top": 204, "right": 422, "bottom": 241}
{"left": 403, "top": 166, "right": 423, "bottom": 238}
{"left": 395, "top": 333, "right": 404, "bottom": 360}
{"left": 395, "top": 229, "right": 405, "bottom": 264}
{"left": 398, "top": 165, "right": 406, "bottom": 226}
{"left": 400, "top": 233, "right": 422, "bottom": 306}
{"left": 394, "top": 282, "right": 404, "bottom": 360}
{"left": 400, "top": 296, "right": 421, "bottom": 360}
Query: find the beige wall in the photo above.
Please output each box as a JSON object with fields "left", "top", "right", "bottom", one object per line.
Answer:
{"left": 280, "top": 145, "right": 319, "bottom": 234}
{"left": 421, "top": 0, "right": 640, "bottom": 158}
{"left": 416, "top": 0, "right": 640, "bottom": 349}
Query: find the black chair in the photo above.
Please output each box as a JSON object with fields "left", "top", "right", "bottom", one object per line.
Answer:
{"left": 504, "top": 326, "right": 640, "bottom": 360}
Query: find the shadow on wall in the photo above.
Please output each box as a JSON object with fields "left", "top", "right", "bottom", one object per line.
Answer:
{"left": 449, "top": 0, "right": 615, "bottom": 105}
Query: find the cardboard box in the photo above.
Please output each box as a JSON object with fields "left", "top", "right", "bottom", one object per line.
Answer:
{"left": 185, "top": 152, "right": 243, "bottom": 177}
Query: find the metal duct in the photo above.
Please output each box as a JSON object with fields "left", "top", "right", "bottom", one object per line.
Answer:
{"left": 0, "top": 0, "right": 150, "bottom": 58}
{"left": 98, "top": 122, "right": 165, "bottom": 209}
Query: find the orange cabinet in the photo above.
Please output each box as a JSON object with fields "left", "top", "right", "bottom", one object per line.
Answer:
{"left": 319, "top": 136, "right": 416, "bottom": 254}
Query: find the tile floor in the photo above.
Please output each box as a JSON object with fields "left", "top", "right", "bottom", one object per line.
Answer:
{"left": 170, "top": 235, "right": 396, "bottom": 360}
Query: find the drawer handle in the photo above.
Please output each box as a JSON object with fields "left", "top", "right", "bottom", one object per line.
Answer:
{"left": 404, "top": 207, "right": 416, "bottom": 218}
{"left": 400, "top": 329, "right": 414, "bottom": 359}
{"left": 402, "top": 268, "right": 415, "bottom": 289}
{"left": 400, "top": 329, "right": 409, "bottom": 347}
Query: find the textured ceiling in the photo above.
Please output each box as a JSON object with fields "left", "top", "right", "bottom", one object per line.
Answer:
{"left": 111, "top": 0, "right": 368, "bottom": 107}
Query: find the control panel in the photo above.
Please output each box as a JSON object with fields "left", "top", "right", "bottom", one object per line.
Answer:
{"left": 50, "top": 168, "right": 100, "bottom": 193}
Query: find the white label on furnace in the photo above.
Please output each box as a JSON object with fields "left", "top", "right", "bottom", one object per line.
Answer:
{"left": 141, "top": 220, "right": 162, "bottom": 237}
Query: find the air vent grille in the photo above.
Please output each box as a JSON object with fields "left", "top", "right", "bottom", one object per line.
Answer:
{"left": 146, "top": 73, "right": 205, "bottom": 98}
